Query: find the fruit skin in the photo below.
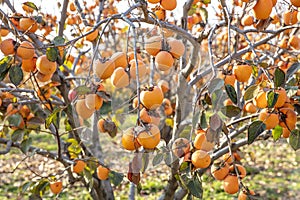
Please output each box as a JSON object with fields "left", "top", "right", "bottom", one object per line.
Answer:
{"left": 85, "top": 93, "right": 103, "bottom": 110}
{"left": 129, "top": 59, "right": 147, "bottom": 80}
{"left": 49, "top": 181, "right": 63, "bottom": 194}
{"left": 137, "top": 124, "right": 161, "bottom": 149}
{"left": 211, "top": 162, "right": 230, "bottom": 180}
{"left": 75, "top": 99, "right": 95, "bottom": 119}
{"left": 289, "top": 35, "right": 300, "bottom": 50}
{"left": 191, "top": 150, "right": 211, "bottom": 169}
{"left": 158, "top": 80, "right": 169, "bottom": 93}
{"left": 193, "top": 133, "right": 214, "bottom": 152}
{"left": 223, "top": 175, "right": 239, "bottom": 194}
{"left": 0, "top": 38, "right": 16, "bottom": 55}
{"left": 145, "top": 36, "right": 162, "bottom": 56}
{"left": 238, "top": 190, "right": 255, "bottom": 200}
{"left": 229, "top": 164, "right": 247, "bottom": 178}
{"left": 21, "top": 56, "right": 37, "bottom": 72}
{"left": 19, "top": 18, "right": 38, "bottom": 33}
{"left": 97, "top": 165, "right": 110, "bottom": 180}
{"left": 252, "top": 0, "right": 273, "bottom": 20}
{"left": 233, "top": 64, "right": 252, "bottom": 82}
{"left": 111, "top": 52, "right": 127, "bottom": 68}
{"left": 121, "top": 127, "right": 141, "bottom": 151}
{"left": 241, "top": 15, "right": 254, "bottom": 26}
{"left": 72, "top": 160, "right": 86, "bottom": 174}
{"left": 167, "top": 38, "right": 185, "bottom": 59}
{"left": 244, "top": 101, "right": 257, "bottom": 113}
{"left": 274, "top": 88, "right": 287, "bottom": 108}
{"left": 17, "top": 41, "right": 35, "bottom": 59}
{"left": 155, "top": 51, "right": 174, "bottom": 71}
{"left": 160, "top": 0, "right": 177, "bottom": 11}
{"left": 172, "top": 137, "right": 190, "bottom": 158}
{"left": 110, "top": 67, "right": 130, "bottom": 88}
{"left": 258, "top": 109, "right": 279, "bottom": 130}
{"left": 84, "top": 27, "right": 99, "bottom": 41}
{"left": 253, "top": 91, "right": 267, "bottom": 109}
{"left": 140, "top": 86, "right": 164, "bottom": 110}
{"left": 279, "top": 108, "right": 297, "bottom": 131}
{"left": 223, "top": 74, "right": 236, "bottom": 87}
{"left": 283, "top": 10, "right": 298, "bottom": 25}
{"left": 93, "top": 59, "right": 115, "bottom": 79}
{"left": 36, "top": 55, "right": 57, "bottom": 75}
{"left": 291, "top": 0, "right": 300, "bottom": 7}
{"left": 147, "top": 0, "right": 160, "bottom": 3}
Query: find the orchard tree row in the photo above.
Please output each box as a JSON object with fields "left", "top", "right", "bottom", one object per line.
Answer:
{"left": 0, "top": 0, "right": 300, "bottom": 199}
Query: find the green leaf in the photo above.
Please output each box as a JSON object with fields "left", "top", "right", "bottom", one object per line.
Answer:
{"left": 45, "top": 107, "right": 62, "bottom": 129}
{"left": 204, "top": 92, "right": 212, "bottom": 105}
{"left": 46, "top": 47, "right": 58, "bottom": 62}
{"left": 202, "top": 0, "right": 211, "bottom": 4}
{"left": 9, "top": 63, "right": 23, "bottom": 86}
{"left": 74, "top": 85, "right": 91, "bottom": 95}
{"left": 200, "top": 111, "right": 207, "bottom": 129}
{"left": 211, "top": 89, "right": 226, "bottom": 111}
{"left": 208, "top": 78, "right": 224, "bottom": 94}
{"left": 266, "top": 90, "right": 279, "bottom": 108}
{"left": 179, "top": 161, "right": 189, "bottom": 173}
{"left": 289, "top": 129, "right": 300, "bottom": 151}
{"left": 34, "top": 179, "right": 49, "bottom": 196}
{"left": 248, "top": 120, "right": 266, "bottom": 144}
{"left": 11, "top": 129, "right": 24, "bottom": 142}
{"left": 64, "top": 118, "right": 72, "bottom": 132}
{"left": 272, "top": 125, "right": 282, "bottom": 141}
{"left": 187, "top": 175, "right": 203, "bottom": 198}
{"left": 198, "top": 7, "right": 208, "bottom": 23}
{"left": 21, "top": 181, "right": 33, "bottom": 194}
{"left": 152, "top": 152, "right": 164, "bottom": 166}
{"left": 22, "top": 2, "right": 38, "bottom": 11}
{"left": 286, "top": 62, "right": 300, "bottom": 81}
{"left": 220, "top": 105, "right": 241, "bottom": 118}
{"left": 109, "top": 171, "right": 124, "bottom": 186}
{"left": 21, "top": 137, "right": 32, "bottom": 154}
{"left": 244, "top": 85, "right": 259, "bottom": 101}
{"left": 7, "top": 114, "right": 22, "bottom": 127}
{"left": 53, "top": 36, "right": 65, "bottom": 45}
{"left": 225, "top": 84, "right": 237, "bottom": 104}
{"left": 274, "top": 68, "right": 285, "bottom": 88}
{"left": 0, "top": 56, "right": 12, "bottom": 81}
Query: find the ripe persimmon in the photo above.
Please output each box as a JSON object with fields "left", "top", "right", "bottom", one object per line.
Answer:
{"left": 191, "top": 150, "right": 211, "bottom": 169}
{"left": 157, "top": 79, "right": 170, "bottom": 93}
{"left": 132, "top": 97, "right": 143, "bottom": 109}
{"left": 223, "top": 175, "right": 239, "bottom": 194}
{"left": 97, "top": 165, "right": 110, "bottom": 180}
{"left": 194, "top": 132, "right": 214, "bottom": 152}
{"left": 136, "top": 124, "right": 161, "bottom": 149}
{"left": 253, "top": 91, "right": 268, "bottom": 109}
{"left": 283, "top": 10, "right": 298, "bottom": 25}
{"left": 279, "top": 108, "right": 297, "bottom": 131}
{"left": 84, "top": 27, "right": 99, "bottom": 42}
{"left": 19, "top": 17, "right": 38, "bottom": 33}
{"left": 22, "top": 3, "right": 34, "bottom": 13}
{"left": 167, "top": 38, "right": 185, "bottom": 59}
{"left": 121, "top": 127, "right": 141, "bottom": 151}
{"left": 110, "top": 67, "right": 130, "bottom": 88}
{"left": 17, "top": 41, "right": 35, "bottom": 59}
{"left": 289, "top": 35, "right": 300, "bottom": 50}
{"left": 85, "top": 93, "right": 103, "bottom": 110}
{"left": 154, "top": 8, "right": 166, "bottom": 20}
{"left": 258, "top": 109, "right": 279, "bottom": 130}
{"left": 160, "top": 0, "right": 177, "bottom": 11}
{"left": 252, "top": 0, "right": 273, "bottom": 20}
{"left": 223, "top": 74, "right": 236, "bottom": 87}
{"left": 0, "top": 38, "right": 16, "bottom": 55}
{"left": 129, "top": 59, "right": 147, "bottom": 80}
{"left": 36, "top": 55, "right": 57, "bottom": 75}
{"left": 211, "top": 161, "right": 230, "bottom": 180}
{"left": 282, "top": 127, "right": 291, "bottom": 138}
{"left": 127, "top": 51, "right": 143, "bottom": 62}
{"left": 21, "top": 56, "right": 37, "bottom": 72}
{"left": 93, "top": 58, "right": 115, "bottom": 79}
{"left": 274, "top": 88, "right": 287, "bottom": 108}
{"left": 291, "top": 0, "right": 300, "bottom": 7}
{"left": 238, "top": 190, "right": 255, "bottom": 200}
{"left": 145, "top": 36, "right": 162, "bottom": 56}
{"left": 72, "top": 160, "right": 86, "bottom": 174}
{"left": 229, "top": 164, "right": 247, "bottom": 178}
{"left": 172, "top": 137, "right": 190, "bottom": 158}
{"left": 241, "top": 15, "right": 254, "bottom": 26}
{"left": 233, "top": 64, "right": 252, "bottom": 82}
{"left": 0, "top": 28, "right": 9, "bottom": 37}
{"left": 49, "top": 181, "right": 63, "bottom": 194}
{"left": 155, "top": 51, "right": 174, "bottom": 71}
{"left": 140, "top": 86, "right": 164, "bottom": 110}
{"left": 36, "top": 71, "right": 53, "bottom": 82}
{"left": 111, "top": 52, "right": 127, "bottom": 68}
{"left": 147, "top": 0, "right": 160, "bottom": 3}
{"left": 75, "top": 99, "right": 95, "bottom": 119}
{"left": 244, "top": 101, "right": 257, "bottom": 113}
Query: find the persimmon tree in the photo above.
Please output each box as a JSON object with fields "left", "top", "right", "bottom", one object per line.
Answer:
{"left": 0, "top": 0, "right": 300, "bottom": 199}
